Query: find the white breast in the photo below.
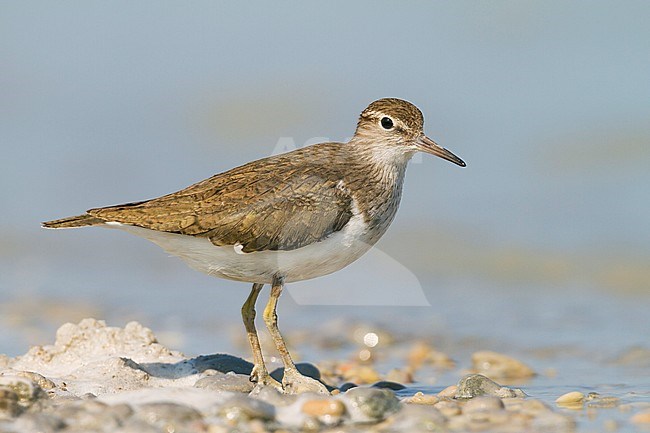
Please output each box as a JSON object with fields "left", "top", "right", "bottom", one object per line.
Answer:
{"left": 104, "top": 211, "right": 374, "bottom": 284}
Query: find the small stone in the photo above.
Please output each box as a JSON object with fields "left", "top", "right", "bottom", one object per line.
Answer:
{"left": 555, "top": 391, "right": 584, "bottom": 407}
{"left": 587, "top": 396, "right": 620, "bottom": 408}
{"left": 13, "top": 371, "right": 56, "bottom": 391}
{"left": 249, "top": 384, "right": 297, "bottom": 406}
{"left": 532, "top": 411, "right": 577, "bottom": 431}
{"left": 53, "top": 400, "right": 129, "bottom": 431}
{"left": 135, "top": 402, "right": 205, "bottom": 431}
{"left": 270, "top": 362, "right": 325, "bottom": 387}
{"left": 371, "top": 380, "right": 406, "bottom": 390}
{"left": 0, "top": 387, "right": 21, "bottom": 419}
{"left": 407, "top": 341, "right": 455, "bottom": 369}
{"left": 342, "top": 365, "right": 381, "bottom": 384}
{"left": 386, "top": 404, "right": 447, "bottom": 431}
{"left": 339, "top": 382, "right": 358, "bottom": 392}
{"left": 471, "top": 351, "right": 536, "bottom": 379}
{"left": 384, "top": 368, "right": 413, "bottom": 384}
{"left": 434, "top": 399, "right": 461, "bottom": 417}
{"left": 437, "top": 385, "right": 457, "bottom": 398}
{"left": 343, "top": 387, "right": 400, "bottom": 422}
{"left": 0, "top": 376, "right": 46, "bottom": 406}
{"left": 194, "top": 371, "right": 254, "bottom": 393}
{"left": 404, "top": 391, "right": 439, "bottom": 405}
{"left": 12, "top": 412, "right": 66, "bottom": 432}
{"left": 455, "top": 374, "right": 526, "bottom": 399}
{"left": 631, "top": 411, "right": 650, "bottom": 424}
{"left": 463, "top": 396, "right": 504, "bottom": 413}
{"left": 515, "top": 398, "right": 553, "bottom": 416}
{"left": 301, "top": 398, "right": 346, "bottom": 418}
{"left": 217, "top": 395, "right": 275, "bottom": 423}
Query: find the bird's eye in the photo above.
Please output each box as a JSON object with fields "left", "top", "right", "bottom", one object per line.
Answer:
{"left": 380, "top": 117, "right": 394, "bottom": 130}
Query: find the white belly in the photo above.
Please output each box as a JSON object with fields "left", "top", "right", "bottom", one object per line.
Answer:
{"left": 104, "top": 214, "right": 374, "bottom": 284}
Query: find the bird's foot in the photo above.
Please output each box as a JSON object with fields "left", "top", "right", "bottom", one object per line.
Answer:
{"left": 250, "top": 366, "right": 283, "bottom": 392}
{"left": 282, "top": 368, "right": 330, "bottom": 394}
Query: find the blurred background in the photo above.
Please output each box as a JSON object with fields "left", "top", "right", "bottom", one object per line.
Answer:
{"left": 1, "top": 1, "right": 648, "bottom": 370}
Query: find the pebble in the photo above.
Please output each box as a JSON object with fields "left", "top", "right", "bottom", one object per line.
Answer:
{"left": 343, "top": 387, "right": 400, "bottom": 422}
{"left": 0, "top": 376, "right": 46, "bottom": 407}
{"left": 407, "top": 341, "right": 456, "bottom": 369}
{"left": 387, "top": 404, "right": 447, "bottom": 431}
{"left": 531, "top": 411, "right": 576, "bottom": 431}
{"left": 341, "top": 364, "right": 381, "bottom": 384}
{"left": 455, "top": 374, "right": 526, "bottom": 399}
{"left": 471, "top": 350, "right": 536, "bottom": 379}
{"left": 403, "top": 391, "right": 439, "bottom": 405}
{"left": 587, "top": 396, "right": 620, "bottom": 408}
{"left": 11, "top": 412, "right": 66, "bottom": 432}
{"left": 338, "top": 382, "right": 358, "bottom": 392}
{"left": 136, "top": 402, "right": 204, "bottom": 431}
{"left": 435, "top": 399, "right": 462, "bottom": 417}
{"left": 270, "top": 362, "right": 322, "bottom": 382}
{"left": 437, "top": 384, "right": 457, "bottom": 398}
{"left": 250, "top": 384, "right": 298, "bottom": 406}
{"left": 371, "top": 380, "right": 406, "bottom": 390}
{"left": 0, "top": 387, "right": 21, "bottom": 419}
{"left": 194, "top": 371, "right": 254, "bottom": 393}
{"left": 301, "top": 398, "right": 346, "bottom": 417}
{"left": 12, "top": 371, "right": 56, "bottom": 391}
{"left": 217, "top": 395, "right": 276, "bottom": 423}
{"left": 463, "top": 396, "right": 505, "bottom": 413}
{"left": 384, "top": 368, "right": 413, "bottom": 384}
{"left": 555, "top": 391, "right": 584, "bottom": 407}
{"left": 630, "top": 410, "right": 650, "bottom": 424}
{"left": 53, "top": 399, "right": 132, "bottom": 431}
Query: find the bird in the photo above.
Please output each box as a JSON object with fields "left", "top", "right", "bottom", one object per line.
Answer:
{"left": 42, "top": 98, "right": 466, "bottom": 394}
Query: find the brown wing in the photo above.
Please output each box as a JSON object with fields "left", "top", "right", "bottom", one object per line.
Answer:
{"left": 88, "top": 147, "right": 355, "bottom": 252}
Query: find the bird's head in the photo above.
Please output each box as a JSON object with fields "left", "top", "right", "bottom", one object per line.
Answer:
{"left": 353, "top": 98, "right": 466, "bottom": 167}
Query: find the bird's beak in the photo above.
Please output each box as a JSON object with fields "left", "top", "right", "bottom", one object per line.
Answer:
{"left": 416, "top": 135, "right": 466, "bottom": 167}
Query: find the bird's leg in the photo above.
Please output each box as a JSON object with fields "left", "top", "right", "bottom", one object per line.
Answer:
{"left": 241, "top": 283, "right": 281, "bottom": 390}
{"left": 263, "top": 276, "right": 329, "bottom": 394}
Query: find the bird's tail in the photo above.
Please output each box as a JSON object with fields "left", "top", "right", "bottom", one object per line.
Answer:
{"left": 42, "top": 214, "right": 106, "bottom": 229}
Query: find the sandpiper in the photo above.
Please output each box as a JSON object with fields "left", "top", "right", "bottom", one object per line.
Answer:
{"left": 43, "top": 98, "right": 465, "bottom": 394}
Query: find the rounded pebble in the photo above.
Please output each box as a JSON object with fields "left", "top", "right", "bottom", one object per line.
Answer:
{"left": 194, "top": 372, "right": 254, "bottom": 393}
{"left": 404, "top": 391, "right": 439, "bottom": 405}
{"left": 384, "top": 368, "right": 413, "bottom": 384}
{"left": 555, "top": 391, "right": 585, "bottom": 405}
{"left": 0, "top": 387, "right": 21, "bottom": 419}
{"left": 437, "top": 385, "right": 457, "bottom": 398}
{"left": 270, "top": 362, "right": 322, "bottom": 383}
{"left": 13, "top": 371, "right": 56, "bottom": 391}
{"left": 217, "top": 396, "right": 275, "bottom": 423}
{"left": 455, "top": 374, "right": 526, "bottom": 399}
{"left": 463, "top": 396, "right": 505, "bottom": 413}
{"left": 471, "top": 350, "right": 536, "bottom": 379}
{"left": 343, "top": 387, "right": 400, "bottom": 422}
{"left": 435, "top": 399, "right": 462, "bottom": 417}
{"left": 371, "top": 380, "right": 406, "bottom": 390}
{"left": 301, "top": 398, "right": 346, "bottom": 417}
